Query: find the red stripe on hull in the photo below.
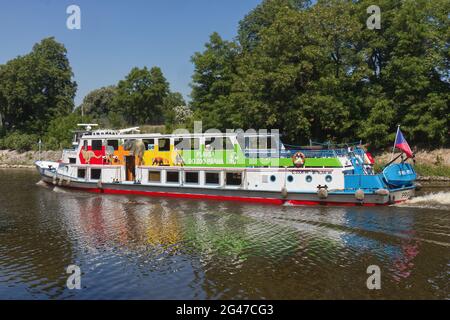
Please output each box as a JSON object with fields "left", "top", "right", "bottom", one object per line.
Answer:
{"left": 47, "top": 182, "right": 410, "bottom": 207}
{"left": 60, "top": 185, "right": 284, "bottom": 205}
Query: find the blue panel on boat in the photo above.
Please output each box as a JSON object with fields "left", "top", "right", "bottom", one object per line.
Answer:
{"left": 344, "top": 175, "right": 385, "bottom": 190}
{"left": 383, "top": 163, "right": 416, "bottom": 187}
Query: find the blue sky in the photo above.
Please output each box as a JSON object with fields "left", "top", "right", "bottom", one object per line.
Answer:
{"left": 0, "top": 0, "right": 262, "bottom": 105}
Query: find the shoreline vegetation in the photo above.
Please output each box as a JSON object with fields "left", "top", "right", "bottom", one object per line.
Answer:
{"left": 1, "top": 149, "right": 449, "bottom": 182}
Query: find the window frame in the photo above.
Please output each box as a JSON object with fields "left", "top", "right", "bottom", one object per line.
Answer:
{"left": 148, "top": 170, "right": 161, "bottom": 183}
{"left": 225, "top": 172, "right": 242, "bottom": 186}
{"left": 166, "top": 171, "right": 180, "bottom": 184}
{"left": 107, "top": 140, "right": 119, "bottom": 151}
{"left": 90, "top": 168, "right": 102, "bottom": 180}
{"left": 184, "top": 171, "right": 200, "bottom": 184}
{"left": 158, "top": 138, "right": 171, "bottom": 152}
{"left": 91, "top": 140, "right": 103, "bottom": 151}
{"left": 77, "top": 168, "right": 86, "bottom": 179}
{"left": 205, "top": 171, "right": 220, "bottom": 185}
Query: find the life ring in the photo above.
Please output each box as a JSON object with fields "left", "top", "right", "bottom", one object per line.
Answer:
{"left": 292, "top": 152, "right": 305, "bottom": 168}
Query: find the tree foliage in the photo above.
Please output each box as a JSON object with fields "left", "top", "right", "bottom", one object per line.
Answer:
{"left": 44, "top": 112, "right": 87, "bottom": 150}
{"left": 113, "top": 66, "right": 170, "bottom": 126}
{"left": 0, "top": 37, "right": 77, "bottom": 135}
{"left": 79, "top": 86, "right": 117, "bottom": 122}
{"left": 191, "top": 0, "right": 450, "bottom": 148}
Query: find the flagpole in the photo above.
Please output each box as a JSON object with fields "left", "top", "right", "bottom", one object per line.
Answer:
{"left": 390, "top": 125, "right": 400, "bottom": 162}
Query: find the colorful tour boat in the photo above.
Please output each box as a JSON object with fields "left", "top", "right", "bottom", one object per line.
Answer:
{"left": 36, "top": 125, "right": 417, "bottom": 206}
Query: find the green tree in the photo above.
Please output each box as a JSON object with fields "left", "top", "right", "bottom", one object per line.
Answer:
{"left": 190, "top": 0, "right": 449, "bottom": 147}
{"left": 78, "top": 86, "right": 117, "bottom": 122}
{"left": 0, "top": 37, "right": 77, "bottom": 135}
{"left": 238, "top": 0, "right": 311, "bottom": 51}
{"left": 113, "top": 66, "right": 169, "bottom": 125}
{"left": 228, "top": 1, "right": 366, "bottom": 143}
{"left": 43, "top": 112, "right": 86, "bottom": 150}
{"left": 357, "top": 0, "right": 450, "bottom": 146}
{"left": 190, "top": 32, "right": 240, "bottom": 130}
{"left": 163, "top": 92, "right": 187, "bottom": 127}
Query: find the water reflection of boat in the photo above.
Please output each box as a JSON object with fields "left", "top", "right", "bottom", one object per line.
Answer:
{"left": 55, "top": 192, "right": 301, "bottom": 261}
{"left": 342, "top": 209, "right": 420, "bottom": 280}
{"left": 146, "top": 206, "right": 183, "bottom": 251}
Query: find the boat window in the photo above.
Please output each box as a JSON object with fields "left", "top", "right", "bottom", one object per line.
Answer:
{"left": 158, "top": 139, "right": 171, "bottom": 152}
{"left": 83, "top": 140, "right": 88, "bottom": 150}
{"left": 143, "top": 139, "right": 155, "bottom": 150}
{"left": 69, "top": 158, "right": 76, "bottom": 164}
{"left": 91, "top": 169, "right": 101, "bottom": 180}
{"left": 270, "top": 175, "right": 276, "bottom": 182}
{"left": 205, "top": 172, "right": 220, "bottom": 185}
{"left": 77, "top": 168, "right": 86, "bottom": 179}
{"left": 287, "top": 175, "right": 294, "bottom": 183}
{"left": 204, "top": 137, "right": 221, "bottom": 151}
{"left": 148, "top": 171, "right": 161, "bottom": 183}
{"left": 224, "top": 137, "right": 234, "bottom": 150}
{"left": 325, "top": 175, "right": 333, "bottom": 183}
{"left": 92, "top": 140, "right": 102, "bottom": 151}
{"left": 166, "top": 171, "right": 179, "bottom": 183}
{"left": 174, "top": 138, "right": 186, "bottom": 150}
{"left": 306, "top": 175, "right": 313, "bottom": 183}
{"left": 190, "top": 138, "right": 200, "bottom": 150}
{"left": 203, "top": 137, "right": 233, "bottom": 151}
{"left": 185, "top": 171, "right": 199, "bottom": 184}
{"left": 226, "top": 172, "right": 242, "bottom": 186}
{"left": 107, "top": 140, "right": 119, "bottom": 151}
{"left": 174, "top": 138, "right": 199, "bottom": 151}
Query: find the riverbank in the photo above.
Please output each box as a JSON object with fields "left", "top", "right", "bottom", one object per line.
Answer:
{"left": 374, "top": 149, "right": 450, "bottom": 181}
{"left": 0, "top": 150, "right": 61, "bottom": 168}
{"left": 0, "top": 149, "right": 449, "bottom": 181}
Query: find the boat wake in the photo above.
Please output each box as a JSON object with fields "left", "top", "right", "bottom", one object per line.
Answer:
{"left": 396, "top": 191, "right": 450, "bottom": 210}
{"left": 53, "top": 186, "right": 69, "bottom": 193}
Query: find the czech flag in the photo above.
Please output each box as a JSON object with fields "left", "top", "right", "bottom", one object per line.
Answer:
{"left": 394, "top": 127, "right": 413, "bottom": 158}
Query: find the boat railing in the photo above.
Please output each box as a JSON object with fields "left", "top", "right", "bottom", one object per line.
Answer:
{"left": 282, "top": 147, "right": 366, "bottom": 159}
{"left": 244, "top": 149, "right": 281, "bottom": 158}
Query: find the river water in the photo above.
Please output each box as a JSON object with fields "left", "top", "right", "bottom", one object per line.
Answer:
{"left": 0, "top": 169, "right": 448, "bottom": 299}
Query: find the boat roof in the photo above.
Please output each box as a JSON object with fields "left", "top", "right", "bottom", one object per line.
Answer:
{"left": 81, "top": 132, "right": 281, "bottom": 140}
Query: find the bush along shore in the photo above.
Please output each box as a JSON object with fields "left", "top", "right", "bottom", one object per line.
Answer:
{"left": 0, "top": 149, "right": 449, "bottom": 182}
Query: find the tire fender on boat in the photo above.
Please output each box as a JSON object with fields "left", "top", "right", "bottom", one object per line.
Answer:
{"left": 375, "top": 188, "right": 389, "bottom": 196}
{"left": 97, "top": 180, "right": 103, "bottom": 189}
{"left": 317, "top": 186, "right": 328, "bottom": 199}
{"left": 355, "top": 189, "right": 365, "bottom": 201}
{"left": 281, "top": 187, "right": 288, "bottom": 198}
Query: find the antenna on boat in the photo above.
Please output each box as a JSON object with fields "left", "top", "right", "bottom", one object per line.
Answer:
{"left": 38, "top": 139, "right": 42, "bottom": 161}
{"left": 119, "top": 127, "right": 141, "bottom": 134}
{"left": 77, "top": 124, "right": 98, "bottom": 132}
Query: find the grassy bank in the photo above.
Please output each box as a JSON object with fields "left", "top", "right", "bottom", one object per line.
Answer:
{"left": 374, "top": 149, "right": 450, "bottom": 179}
{"left": 0, "top": 150, "right": 61, "bottom": 167}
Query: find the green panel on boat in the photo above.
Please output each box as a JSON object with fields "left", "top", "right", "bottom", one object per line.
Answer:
{"left": 304, "top": 158, "right": 342, "bottom": 167}
{"left": 179, "top": 149, "right": 342, "bottom": 168}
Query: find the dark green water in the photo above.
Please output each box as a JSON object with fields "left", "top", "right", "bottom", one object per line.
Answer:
{"left": 0, "top": 169, "right": 449, "bottom": 299}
